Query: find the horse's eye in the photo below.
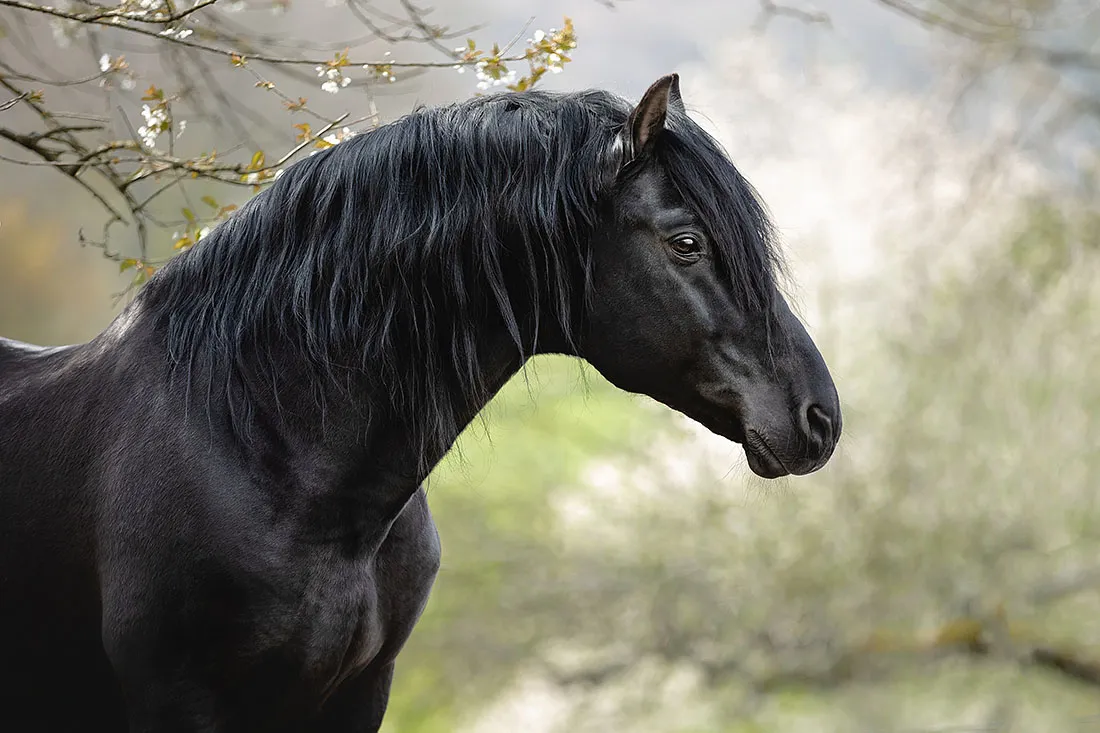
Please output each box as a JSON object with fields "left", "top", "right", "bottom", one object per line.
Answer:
{"left": 668, "top": 234, "right": 703, "bottom": 262}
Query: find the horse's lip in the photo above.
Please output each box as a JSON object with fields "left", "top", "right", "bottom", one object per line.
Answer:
{"left": 744, "top": 431, "right": 790, "bottom": 478}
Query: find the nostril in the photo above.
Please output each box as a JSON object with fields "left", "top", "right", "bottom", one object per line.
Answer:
{"left": 802, "top": 403, "right": 834, "bottom": 449}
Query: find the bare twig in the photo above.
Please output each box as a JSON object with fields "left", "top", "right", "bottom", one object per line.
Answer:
{"left": 0, "top": 0, "right": 574, "bottom": 284}
{"left": 0, "top": 92, "right": 29, "bottom": 112}
{"left": 0, "top": 0, "right": 528, "bottom": 69}
{"left": 873, "top": 0, "right": 1006, "bottom": 41}
{"left": 753, "top": 0, "right": 831, "bottom": 32}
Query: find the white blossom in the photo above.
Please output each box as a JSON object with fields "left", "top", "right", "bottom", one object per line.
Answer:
{"left": 317, "top": 66, "right": 350, "bottom": 94}
{"left": 158, "top": 27, "right": 193, "bottom": 39}
{"left": 474, "top": 61, "right": 516, "bottom": 91}
{"left": 363, "top": 64, "right": 396, "bottom": 83}
{"left": 99, "top": 54, "right": 111, "bottom": 72}
{"left": 137, "top": 104, "right": 169, "bottom": 149}
{"left": 323, "top": 127, "right": 356, "bottom": 146}
{"left": 322, "top": 79, "right": 351, "bottom": 94}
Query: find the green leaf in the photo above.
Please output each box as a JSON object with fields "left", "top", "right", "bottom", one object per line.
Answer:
{"left": 201, "top": 195, "right": 218, "bottom": 209}
{"left": 182, "top": 207, "right": 195, "bottom": 222}
{"left": 250, "top": 150, "right": 265, "bottom": 169}
{"left": 119, "top": 258, "right": 139, "bottom": 273}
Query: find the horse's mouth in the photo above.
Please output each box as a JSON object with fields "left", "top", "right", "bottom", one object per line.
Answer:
{"left": 648, "top": 392, "right": 792, "bottom": 479}
{"left": 743, "top": 431, "right": 790, "bottom": 479}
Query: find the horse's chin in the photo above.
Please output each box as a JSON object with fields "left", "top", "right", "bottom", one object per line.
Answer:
{"left": 742, "top": 436, "right": 791, "bottom": 479}
{"left": 641, "top": 391, "right": 793, "bottom": 480}
{"left": 676, "top": 403, "right": 794, "bottom": 480}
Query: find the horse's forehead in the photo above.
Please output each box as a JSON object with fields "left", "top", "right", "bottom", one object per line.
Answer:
{"left": 613, "top": 162, "right": 691, "bottom": 217}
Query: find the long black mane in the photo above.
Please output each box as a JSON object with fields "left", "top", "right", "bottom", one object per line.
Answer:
{"left": 141, "top": 88, "right": 782, "bottom": 460}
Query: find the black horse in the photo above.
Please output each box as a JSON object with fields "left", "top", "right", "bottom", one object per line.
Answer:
{"left": 0, "top": 75, "right": 840, "bottom": 731}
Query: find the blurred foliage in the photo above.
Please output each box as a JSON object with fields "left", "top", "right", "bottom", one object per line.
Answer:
{"left": 384, "top": 358, "right": 667, "bottom": 731}
{"left": 378, "top": 191, "right": 1100, "bottom": 732}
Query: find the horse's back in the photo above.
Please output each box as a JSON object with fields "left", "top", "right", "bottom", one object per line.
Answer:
{"left": 0, "top": 335, "right": 66, "bottom": 370}
{"left": 0, "top": 336, "right": 127, "bottom": 729}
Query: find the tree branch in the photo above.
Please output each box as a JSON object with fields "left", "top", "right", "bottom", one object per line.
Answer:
{"left": 754, "top": 0, "right": 831, "bottom": 32}
{"left": 0, "top": 91, "right": 29, "bottom": 112}
{"left": 0, "top": 0, "right": 525, "bottom": 69}
{"left": 1029, "top": 647, "right": 1100, "bottom": 687}
{"left": 0, "top": 0, "right": 578, "bottom": 284}
{"left": 0, "top": 124, "right": 129, "bottom": 224}
{"left": 872, "top": 0, "right": 1012, "bottom": 41}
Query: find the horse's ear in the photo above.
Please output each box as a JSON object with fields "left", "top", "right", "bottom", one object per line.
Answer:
{"left": 668, "top": 74, "right": 685, "bottom": 114}
{"left": 624, "top": 74, "right": 679, "bottom": 161}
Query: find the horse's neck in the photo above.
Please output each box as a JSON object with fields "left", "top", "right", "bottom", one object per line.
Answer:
{"left": 127, "top": 261, "right": 548, "bottom": 552}
{"left": 201, "top": 326, "right": 527, "bottom": 554}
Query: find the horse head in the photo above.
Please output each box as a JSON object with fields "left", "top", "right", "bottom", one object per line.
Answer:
{"left": 579, "top": 75, "right": 841, "bottom": 477}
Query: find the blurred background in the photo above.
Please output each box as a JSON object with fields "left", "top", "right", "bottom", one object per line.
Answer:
{"left": 2, "top": 1, "right": 1100, "bottom": 730}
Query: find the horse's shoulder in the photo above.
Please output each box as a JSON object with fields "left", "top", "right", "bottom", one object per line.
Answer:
{"left": 385, "top": 487, "right": 440, "bottom": 569}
